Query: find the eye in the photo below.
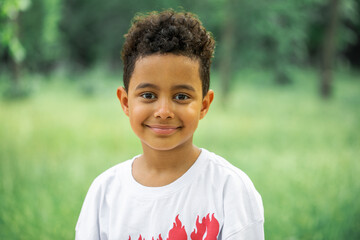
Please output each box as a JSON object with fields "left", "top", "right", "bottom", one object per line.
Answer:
{"left": 140, "top": 92, "right": 156, "bottom": 99}
{"left": 174, "top": 93, "right": 190, "bottom": 101}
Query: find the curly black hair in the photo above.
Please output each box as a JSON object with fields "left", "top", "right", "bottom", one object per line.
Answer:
{"left": 121, "top": 9, "right": 215, "bottom": 97}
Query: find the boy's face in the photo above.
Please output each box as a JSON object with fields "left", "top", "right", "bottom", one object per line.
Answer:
{"left": 117, "top": 54, "right": 214, "bottom": 151}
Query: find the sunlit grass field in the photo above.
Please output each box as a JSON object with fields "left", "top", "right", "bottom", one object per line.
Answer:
{"left": 0, "top": 68, "right": 359, "bottom": 239}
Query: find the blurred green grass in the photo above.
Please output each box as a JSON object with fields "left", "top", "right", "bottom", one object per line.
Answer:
{"left": 0, "top": 68, "right": 359, "bottom": 239}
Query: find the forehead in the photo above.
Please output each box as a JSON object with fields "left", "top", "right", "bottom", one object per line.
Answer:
{"left": 129, "top": 54, "right": 202, "bottom": 91}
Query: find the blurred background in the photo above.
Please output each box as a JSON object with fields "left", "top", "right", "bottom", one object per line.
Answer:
{"left": 0, "top": 0, "right": 359, "bottom": 239}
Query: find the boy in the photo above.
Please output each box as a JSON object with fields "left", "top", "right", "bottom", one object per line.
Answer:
{"left": 76, "top": 10, "right": 264, "bottom": 240}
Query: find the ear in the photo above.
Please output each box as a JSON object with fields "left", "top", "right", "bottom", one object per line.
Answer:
{"left": 117, "top": 87, "right": 129, "bottom": 116}
{"left": 200, "top": 89, "right": 214, "bottom": 119}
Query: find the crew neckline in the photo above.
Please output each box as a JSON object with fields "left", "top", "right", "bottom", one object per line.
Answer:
{"left": 124, "top": 148, "right": 208, "bottom": 199}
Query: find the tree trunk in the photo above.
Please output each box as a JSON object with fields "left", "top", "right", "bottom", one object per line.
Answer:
{"left": 320, "top": 0, "right": 340, "bottom": 98}
{"left": 12, "top": 58, "right": 20, "bottom": 88}
{"left": 11, "top": 15, "right": 21, "bottom": 88}
{"left": 219, "top": 0, "right": 235, "bottom": 104}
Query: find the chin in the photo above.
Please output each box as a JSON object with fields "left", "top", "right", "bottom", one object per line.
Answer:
{"left": 146, "top": 145, "right": 180, "bottom": 152}
{"left": 142, "top": 140, "right": 190, "bottom": 152}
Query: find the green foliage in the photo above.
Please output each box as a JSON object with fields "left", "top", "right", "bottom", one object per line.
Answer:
{"left": 0, "top": 0, "right": 31, "bottom": 63}
{"left": 0, "top": 68, "right": 359, "bottom": 239}
{"left": 1, "top": 84, "right": 32, "bottom": 99}
{"left": 59, "top": 0, "right": 188, "bottom": 68}
{"left": 1, "top": 0, "right": 360, "bottom": 74}
{"left": 307, "top": 0, "right": 359, "bottom": 61}
{"left": 0, "top": 70, "right": 36, "bottom": 100}
{"left": 18, "top": 0, "right": 62, "bottom": 70}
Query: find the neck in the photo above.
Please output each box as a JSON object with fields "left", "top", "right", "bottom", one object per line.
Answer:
{"left": 131, "top": 140, "right": 201, "bottom": 187}
{"left": 139, "top": 141, "right": 201, "bottom": 172}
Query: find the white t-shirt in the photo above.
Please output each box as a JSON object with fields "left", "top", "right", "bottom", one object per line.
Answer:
{"left": 75, "top": 149, "right": 264, "bottom": 240}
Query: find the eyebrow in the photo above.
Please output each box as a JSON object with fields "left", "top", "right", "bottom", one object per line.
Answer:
{"left": 135, "top": 83, "right": 196, "bottom": 92}
{"left": 171, "top": 84, "right": 196, "bottom": 92}
{"left": 135, "top": 83, "right": 160, "bottom": 90}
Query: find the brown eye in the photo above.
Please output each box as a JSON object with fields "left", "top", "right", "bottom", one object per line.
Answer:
{"left": 174, "top": 93, "right": 190, "bottom": 101}
{"left": 141, "top": 92, "right": 156, "bottom": 99}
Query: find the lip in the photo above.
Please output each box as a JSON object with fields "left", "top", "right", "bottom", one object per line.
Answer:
{"left": 145, "top": 124, "right": 181, "bottom": 135}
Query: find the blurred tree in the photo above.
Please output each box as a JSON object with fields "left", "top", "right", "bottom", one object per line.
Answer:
{"left": 343, "top": 0, "right": 360, "bottom": 67}
{"left": 18, "top": 0, "right": 62, "bottom": 71}
{"left": 1, "top": 0, "right": 359, "bottom": 99}
{"left": 210, "top": 0, "right": 313, "bottom": 98}
{"left": 307, "top": 0, "right": 358, "bottom": 98}
{"left": 59, "top": 0, "right": 177, "bottom": 70}
{"left": 59, "top": 0, "right": 102, "bottom": 68}
{"left": 0, "top": 0, "right": 31, "bottom": 83}
{"left": 320, "top": 0, "right": 341, "bottom": 98}
{"left": 218, "top": 0, "right": 235, "bottom": 101}
{"left": 214, "top": 0, "right": 358, "bottom": 97}
{"left": 259, "top": 0, "right": 312, "bottom": 85}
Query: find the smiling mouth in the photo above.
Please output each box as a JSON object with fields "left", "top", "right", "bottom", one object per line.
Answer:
{"left": 145, "top": 125, "right": 181, "bottom": 135}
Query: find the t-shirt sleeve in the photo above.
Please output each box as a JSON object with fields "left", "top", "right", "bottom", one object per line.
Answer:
{"left": 225, "top": 221, "right": 264, "bottom": 240}
{"left": 75, "top": 178, "right": 103, "bottom": 240}
{"left": 221, "top": 171, "right": 265, "bottom": 239}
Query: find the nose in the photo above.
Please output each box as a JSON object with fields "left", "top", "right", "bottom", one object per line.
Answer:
{"left": 154, "top": 98, "right": 175, "bottom": 119}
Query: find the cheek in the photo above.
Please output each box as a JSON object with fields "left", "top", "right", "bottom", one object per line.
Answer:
{"left": 183, "top": 103, "right": 202, "bottom": 126}
{"left": 128, "top": 102, "right": 149, "bottom": 124}
{"left": 188, "top": 101, "right": 202, "bottom": 117}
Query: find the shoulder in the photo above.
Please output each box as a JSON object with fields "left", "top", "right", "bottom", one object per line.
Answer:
{"left": 88, "top": 160, "right": 131, "bottom": 193}
{"left": 204, "top": 149, "right": 257, "bottom": 190}
{"left": 75, "top": 159, "right": 132, "bottom": 237}
{"left": 202, "top": 149, "right": 264, "bottom": 238}
{"left": 202, "top": 149, "right": 262, "bottom": 203}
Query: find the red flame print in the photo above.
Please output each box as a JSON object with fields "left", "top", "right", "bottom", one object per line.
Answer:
{"left": 167, "top": 215, "right": 187, "bottom": 240}
{"left": 152, "top": 235, "right": 163, "bottom": 240}
{"left": 129, "top": 214, "right": 219, "bottom": 240}
{"left": 190, "top": 214, "right": 220, "bottom": 240}
{"left": 129, "top": 234, "right": 164, "bottom": 240}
